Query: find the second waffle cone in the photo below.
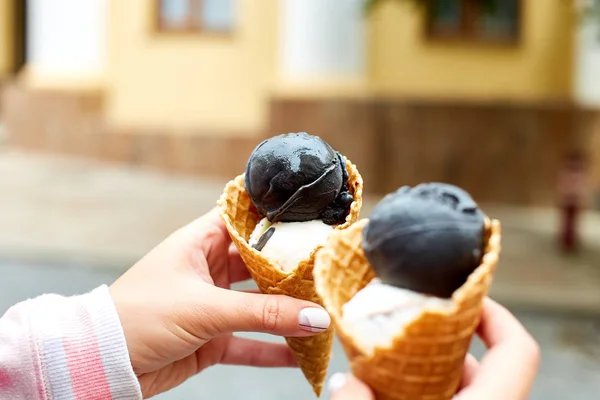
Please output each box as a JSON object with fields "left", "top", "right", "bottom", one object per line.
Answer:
{"left": 314, "top": 218, "right": 501, "bottom": 400}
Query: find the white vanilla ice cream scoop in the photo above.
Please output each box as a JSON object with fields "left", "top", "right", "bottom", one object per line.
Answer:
{"left": 341, "top": 278, "right": 454, "bottom": 354}
{"left": 249, "top": 217, "right": 334, "bottom": 273}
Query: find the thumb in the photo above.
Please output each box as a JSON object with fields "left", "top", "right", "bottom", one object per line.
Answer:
{"left": 204, "top": 287, "right": 332, "bottom": 337}
{"left": 328, "top": 373, "right": 375, "bottom": 400}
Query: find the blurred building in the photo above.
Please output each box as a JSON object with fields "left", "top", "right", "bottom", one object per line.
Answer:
{"left": 1, "top": 0, "right": 599, "bottom": 206}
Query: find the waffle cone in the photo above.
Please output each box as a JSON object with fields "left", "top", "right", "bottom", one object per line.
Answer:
{"left": 217, "top": 158, "right": 363, "bottom": 397}
{"left": 314, "top": 218, "right": 501, "bottom": 400}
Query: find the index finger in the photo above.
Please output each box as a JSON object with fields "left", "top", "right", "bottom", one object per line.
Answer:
{"left": 194, "top": 207, "right": 229, "bottom": 235}
{"left": 179, "top": 206, "right": 233, "bottom": 248}
{"left": 458, "top": 298, "right": 540, "bottom": 400}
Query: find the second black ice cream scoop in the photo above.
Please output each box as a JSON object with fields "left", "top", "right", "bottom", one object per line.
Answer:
{"left": 362, "top": 182, "right": 486, "bottom": 298}
{"left": 245, "top": 132, "right": 353, "bottom": 225}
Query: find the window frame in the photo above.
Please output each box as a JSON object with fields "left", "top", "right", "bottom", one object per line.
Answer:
{"left": 423, "top": 0, "right": 523, "bottom": 45}
{"left": 153, "top": 0, "right": 235, "bottom": 37}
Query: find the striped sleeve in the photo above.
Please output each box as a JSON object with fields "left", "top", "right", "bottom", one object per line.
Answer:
{"left": 0, "top": 285, "right": 142, "bottom": 400}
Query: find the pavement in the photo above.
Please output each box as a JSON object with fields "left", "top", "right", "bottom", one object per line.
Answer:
{"left": 1, "top": 146, "right": 600, "bottom": 399}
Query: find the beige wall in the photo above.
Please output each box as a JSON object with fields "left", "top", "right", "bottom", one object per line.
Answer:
{"left": 106, "top": 0, "right": 278, "bottom": 135}
{"left": 0, "top": 0, "right": 15, "bottom": 79}
{"left": 368, "top": 0, "right": 575, "bottom": 101}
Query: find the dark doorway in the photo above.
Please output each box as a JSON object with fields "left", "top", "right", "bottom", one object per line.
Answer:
{"left": 11, "top": 0, "right": 27, "bottom": 74}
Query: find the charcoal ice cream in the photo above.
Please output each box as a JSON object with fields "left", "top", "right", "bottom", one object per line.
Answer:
{"left": 245, "top": 132, "right": 353, "bottom": 225}
{"left": 246, "top": 132, "right": 354, "bottom": 272}
{"left": 363, "top": 183, "right": 485, "bottom": 298}
{"left": 341, "top": 183, "right": 486, "bottom": 353}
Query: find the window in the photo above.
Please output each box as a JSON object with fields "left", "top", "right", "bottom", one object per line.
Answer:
{"left": 426, "top": 0, "right": 520, "bottom": 43}
{"left": 156, "top": 0, "right": 235, "bottom": 34}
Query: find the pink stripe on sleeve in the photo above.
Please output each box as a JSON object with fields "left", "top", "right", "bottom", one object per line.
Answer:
{"left": 0, "top": 368, "right": 13, "bottom": 390}
{"left": 62, "top": 304, "right": 113, "bottom": 400}
{"left": 25, "top": 285, "right": 142, "bottom": 400}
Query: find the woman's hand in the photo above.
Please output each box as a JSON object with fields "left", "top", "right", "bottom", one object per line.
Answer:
{"left": 453, "top": 298, "right": 540, "bottom": 399}
{"left": 328, "top": 298, "right": 540, "bottom": 400}
{"left": 109, "top": 208, "right": 331, "bottom": 398}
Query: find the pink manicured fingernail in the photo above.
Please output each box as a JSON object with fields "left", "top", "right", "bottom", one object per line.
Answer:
{"left": 299, "top": 308, "right": 331, "bottom": 333}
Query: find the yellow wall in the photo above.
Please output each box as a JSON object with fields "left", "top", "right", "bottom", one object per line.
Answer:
{"left": 368, "top": 0, "right": 575, "bottom": 101}
{"left": 0, "top": 0, "right": 15, "bottom": 79}
{"left": 106, "top": 0, "right": 278, "bottom": 135}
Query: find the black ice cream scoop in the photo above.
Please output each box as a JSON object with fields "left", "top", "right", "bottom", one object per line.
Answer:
{"left": 245, "top": 132, "right": 353, "bottom": 225}
{"left": 362, "top": 183, "right": 486, "bottom": 298}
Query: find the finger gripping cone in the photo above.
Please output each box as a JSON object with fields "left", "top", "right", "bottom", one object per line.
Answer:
{"left": 217, "top": 158, "right": 363, "bottom": 397}
{"left": 314, "top": 218, "right": 501, "bottom": 400}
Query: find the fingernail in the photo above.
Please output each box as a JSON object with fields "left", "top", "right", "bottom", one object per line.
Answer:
{"left": 327, "top": 372, "right": 348, "bottom": 395}
{"left": 299, "top": 307, "right": 331, "bottom": 333}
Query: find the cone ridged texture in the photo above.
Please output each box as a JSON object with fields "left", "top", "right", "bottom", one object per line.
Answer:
{"left": 217, "top": 158, "right": 363, "bottom": 397}
{"left": 314, "top": 218, "right": 501, "bottom": 400}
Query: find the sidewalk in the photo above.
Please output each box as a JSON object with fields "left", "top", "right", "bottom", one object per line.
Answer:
{"left": 2, "top": 147, "right": 600, "bottom": 314}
